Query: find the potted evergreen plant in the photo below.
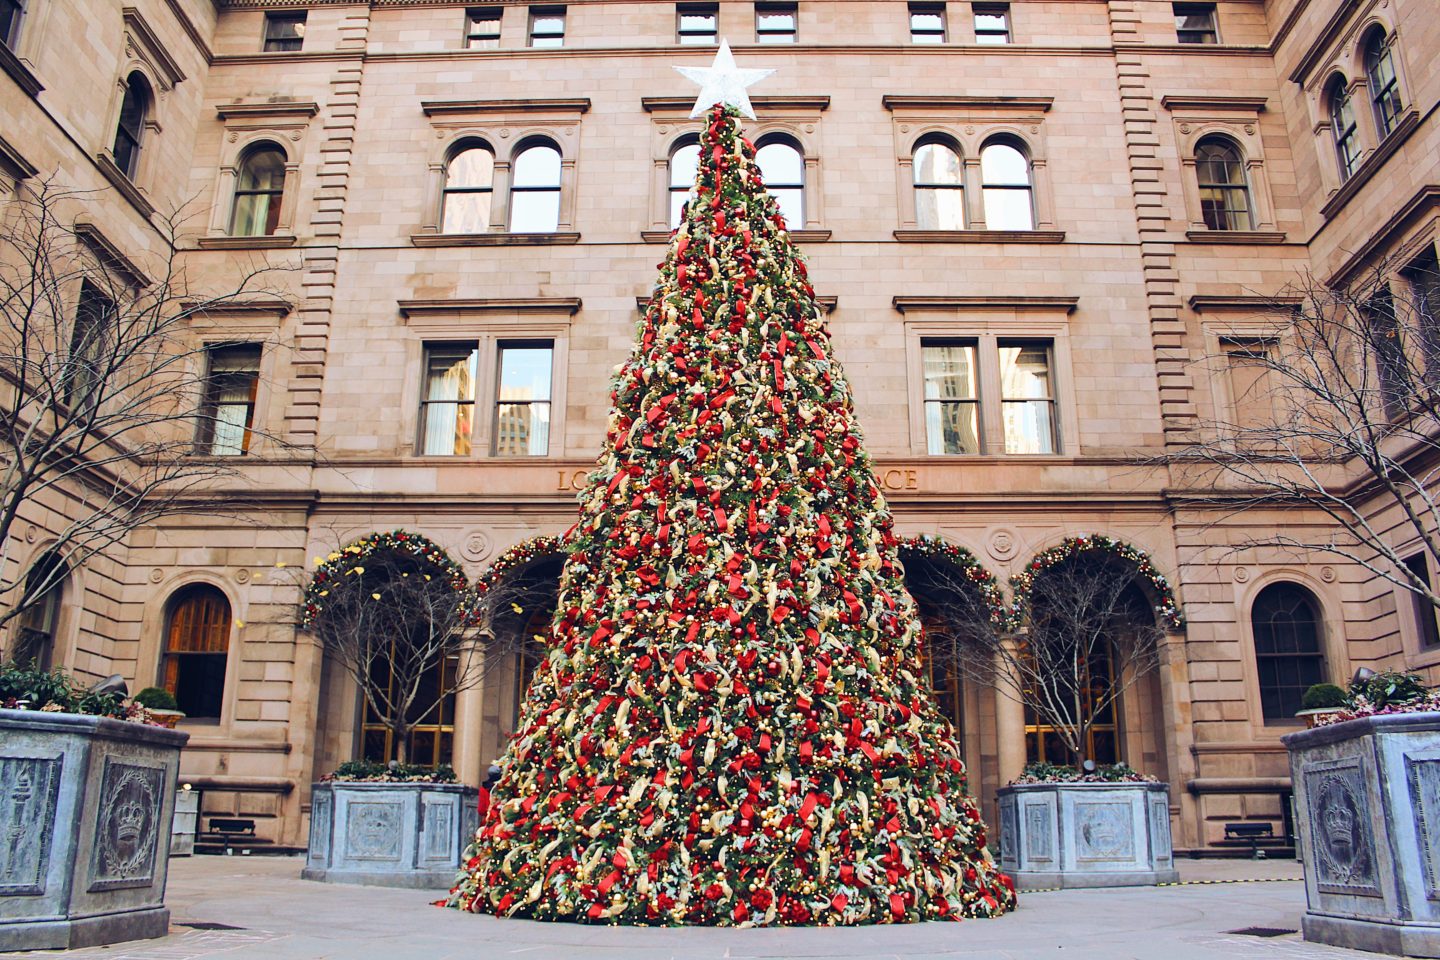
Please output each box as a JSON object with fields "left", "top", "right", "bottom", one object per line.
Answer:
{"left": 0, "top": 661, "right": 188, "bottom": 950}
{"left": 132, "top": 687, "right": 185, "bottom": 729}
{"left": 1295, "top": 682, "right": 1347, "bottom": 728}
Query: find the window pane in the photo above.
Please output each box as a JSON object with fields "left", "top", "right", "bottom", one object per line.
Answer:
{"left": 974, "top": 7, "right": 1009, "bottom": 42}
{"left": 670, "top": 143, "right": 700, "bottom": 188}
{"left": 769, "top": 188, "right": 803, "bottom": 228}
{"left": 443, "top": 192, "right": 492, "bottom": 234}
{"left": 495, "top": 402, "right": 551, "bottom": 456}
{"left": 263, "top": 13, "right": 305, "bottom": 50}
{"left": 925, "top": 401, "right": 979, "bottom": 455}
{"left": 509, "top": 190, "right": 561, "bottom": 233}
{"left": 467, "top": 8, "right": 501, "bottom": 47}
{"left": 512, "top": 145, "right": 561, "bottom": 187}
{"left": 498, "top": 346, "right": 553, "bottom": 401}
{"left": 983, "top": 188, "right": 1034, "bottom": 230}
{"left": 915, "top": 187, "right": 964, "bottom": 230}
{"left": 448, "top": 147, "right": 494, "bottom": 189}
{"left": 1001, "top": 344, "right": 1051, "bottom": 398}
{"left": 756, "top": 142, "right": 803, "bottom": 184}
{"left": 923, "top": 343, "right": 977, "bottom": 400}
{"left": 757, "top": 6, "right": 796, "bottom": 42}
{"left": 0, "top": 0, "right": 22, "bottom": 48}
{"left": 426, "top": 347, "right": 478, "bottom": 403}
{"left": 914, "top": 143, "right": 961, "bottom": 184}
{"left": 670, "top": 191, "right": 691, "bottom": 228}
{"left": 230, "top": 193, "right": 276, "bottom": 237}
{"left": 238, "top": 148, "right": 286, "bottom": 191}
{"left": 1003, "top": 400, "right": 1055, "bottom": 454}
{"left": 981, "top": 143, "right": 1028, "bottom": 185}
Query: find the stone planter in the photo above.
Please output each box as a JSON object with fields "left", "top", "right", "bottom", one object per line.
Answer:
{"left": 997, "top": 781, "right": 1178, "bottom": 890}
{"left": 1285, "top": 712, "right": 1440, "bottom": 957}
{"left": 170, "top": 788, "right": 199, "bottom": 857}
{"left": 0, "top": 708, "right": 188, "bottom": 951}
{"left": 303, "top": 781, "right": 478, "bottom": 889}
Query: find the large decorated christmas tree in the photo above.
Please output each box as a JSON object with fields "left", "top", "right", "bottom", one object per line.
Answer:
{"left": 447, "top": 46, "right": 1015, "bottom": 926}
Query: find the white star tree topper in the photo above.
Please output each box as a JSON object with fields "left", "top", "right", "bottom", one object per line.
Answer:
{"left": 674, "top": 39, "right": 775, "bottom": 120}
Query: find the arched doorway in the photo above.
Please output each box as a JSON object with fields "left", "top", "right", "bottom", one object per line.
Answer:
{"left": 13, "top": 551, "right": 69, "bottom": 670}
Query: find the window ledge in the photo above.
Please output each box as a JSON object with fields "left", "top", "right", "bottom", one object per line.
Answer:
{"left": 1319, "top": 108, "right": 1422, "bottom": 221}
{"left": 785, "top": 229, "right": 832, "bottom": 243}
{"left": 0, "top": 42, "right": 42, "bottom": 98}
{"left": 195, "top": 234, "right": 298, "bottom": 250}
{"left": 894, "top": 229, "right": 1066, "bottom": 244}
{"left": 641, "top": 229, "right": 675, "bottom": 244}
{"left": 94, "top": 153, "right": 155, "bottom": 220}
{"left": 410, "top": 231, "right": 580, "bottom": 247}
{"left": 1183, "top": 229, "right": 1288, "bottom": 245}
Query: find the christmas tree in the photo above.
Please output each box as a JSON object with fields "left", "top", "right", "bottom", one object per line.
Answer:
{"left": 447, "top": 50, "right": 1015, "bottom": 927}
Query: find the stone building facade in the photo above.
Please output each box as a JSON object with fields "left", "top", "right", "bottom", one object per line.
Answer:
{"left": 1, "top": 0, "right": 1436, "bottom": 855}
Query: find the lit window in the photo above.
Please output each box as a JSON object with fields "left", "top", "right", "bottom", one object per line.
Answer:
{"left": 909, "top": 3, "right": 946, "bottom": 43}
{"left": 1364, "top": 30, "right": 1405, "bottom": 138}
{"left": 1000, "top": 341, "right": 1056, "bottom": 454}
{"left": 1251, "top": 582, "right": 1325, "bottom": 721}
{"left": 162, "top": 585, "right": 231, "bottom": 719}
{"left": 196, "top": 344, "right": 261, "bottom": 456}
{"left": 678, "top": 4, "right": 718, "bottom": 44}
{"left": 509, "top": 142, "right": 562, "bottom": 233}
{"left": 974, "top": 3, "right": 1010, "bottom": 44}
{"left": 263, "top": 11, "right": 306, "bottom": 52}
{"left": 913, "top": 139, "right": 964, "bottom": 230}
{"left": 229, "top": 144, "right": 287, "bottom": 237}
{"left": 66, "top": 280, "right": 113, "bottom": 407}
{"left": 0, "top": 0, "right": 23, "bottom": 48}
{"left": 756, "top": 138, "right": 804, "bottom": 228}
{"left": 111, "top": 72, "right": 150, "bottom": 179}
{"left": 1173, "top": 3, "right": 1217, "bottom": 43}
{"left": 669, "top": 139, "right": 700, "bottom": 228}
{"left": 419, "top": 344, "right": 478, "bottom": 456}
{"left": 14, "top": 552, "right": 66, "bottom": 670}
{"left": 1404, "top": 554, "right": 1440, "bottom": 650}
{"left": 528, "top": 7, "right": 564, "bottom": 47}
{"left": 441, "top": 142, "right": 495, "bottom": 234}
{"left": 494, "top": 342, "right": 553, "bottom": 456}
{"left": 465, "top": 7, "right": 502, "bottom": 48}
{"left": 922, "top": 341, "right": 980, "bottom": 455}
{"left": 756, "top": 3, "right": 797, "bottom": 43}
{"left": 1194, "top": 136, "right": 1252, "bottom": 231}
{"left": 1328, "top": 76, "right": 1361, "bottom": 181}
{"left": 980, "top": 141, "right": 1034, "bottom": 230}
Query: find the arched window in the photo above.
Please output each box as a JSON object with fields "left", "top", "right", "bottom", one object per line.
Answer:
{"left": 509, "top": 141, "right": 561, "bottom": 233}
{"left": 913, "top": 138, "right": 964, "bottom": 230}
{"left": 441, "top": 141, "right": 495, "bottom": 234}
{"left": 1195, "top": 136, "right": 1253, "bottom": 231}
{"left": 229, "top": 143, "right": 287, "bottom": 237}
{"left": 111, "top": 72, "right": 151, "bottom": 179}
{"left": 1251, "top": 582, "right": 1326, "bottom": 721}
{"left": 13, "top": 552, "right": 67, "bottom": 669}
{"left": 755, "top": 137, "right": 804, "bottom": 228}
{"left": 161, "top": 585, "right": 232, "bottom": 719}
{"left": 1328, "top": 75, "right": 1362, "bottom": 182}
{"left": 980, "top": 140, "right": 1034, "bottom": 230}
{"left": 1364, "top": 29, "right": 1405, "bottom": 138}
{"left": 668, "top": 138, "right": 700, "bottom": 229}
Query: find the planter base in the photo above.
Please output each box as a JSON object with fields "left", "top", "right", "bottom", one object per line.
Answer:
{"left": 301, "top": 865, "right": 459, "bottom": 889}
{"left": 305, "top": 782, "right": 478, "bottom": 890}
{"left": 2, "top": 905, "right": 171, "bottom": 951}
{"left": 1010, "top": 867, "right": 1179, "bottom": 890}
{"left": 1302, "top": 912, "right": 1440, "bottom": 958}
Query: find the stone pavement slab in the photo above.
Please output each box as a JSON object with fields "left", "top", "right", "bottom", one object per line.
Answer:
{"left": 0, "top": 855, "right": 1366, "bottom": 960}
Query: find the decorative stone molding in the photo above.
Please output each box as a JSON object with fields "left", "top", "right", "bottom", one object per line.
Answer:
{"left": 303, "top": 781, "right": 479, "bottom": 888}
{"left": 93, "top": 154, "right": 155, "bottom": 221}
{"left": 893, "top": 296, "right": 1078, "bottom": 314}
{"left": 73, "top": 221, "right": 151, "bottom": 288}
{"left": 894, "top": 229, "right": 1066, "bottom": 243}
{"left": 121, "top": 8, "right": 186, "bottom": 89}
{"left": 883, "top": 95, "right": 1053, "bottom": 113}
{"left": 399, "top": 297, "right": 582, "bottom": 321}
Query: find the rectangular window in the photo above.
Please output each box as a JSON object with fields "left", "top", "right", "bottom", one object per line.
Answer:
{"left": 1173, "top": 3, "right": 1217, "bottom": 43}
{"left": 66, "top": 280, "right": 113, "bottom": 407}
{"left": 973, "top": 3, "right": 1010, "bottom": 43}
{"left": 196, "top": 344, "right": 261, "bottom": 456}
{"left": 1404, "top": 248, "right": 1440, "bottom": 384}
{"left": 1363, "top": 286, "right": 1409, "bottom": 416}
{"left": 494, "top": 342, "right": 553, "bottom": 456}
{"left": 1221, "top": 338, "right": 1277, "bottom": 429}
{"left": 464, "top": 7, "right": 502, "bottom": 48}
{"left": 419, "top": 343, "right": 479, "bottom": 455}
{"left": 528, "top": 6, "right": 565, "bottom": 47}
{"left": 678, "top": 4, "right": 718, "bottom": 44}
{"left": 0, "top": 0, "right": 22, "bottom": 48}
{"left": 1000, "top": 340, "right": 1057, "bottom": 454}
{"left": 1405, "top": 553, "right": 1440, "bottom": 650}
{"left": 262, "top": 11, "right": 306, "bottom": 52}
{"left": 922, "top": 341, "right": 980, "bottom": 455}
{"left": 756, "top": 3, "right": 797, "bottom": 43}
{"left": 909, "top": 3, "right": 946, "bottom": 43}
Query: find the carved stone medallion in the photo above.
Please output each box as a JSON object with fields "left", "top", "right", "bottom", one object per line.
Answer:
{"left": 1074, "top": 801, "right": 1136, "bottom": 862}
{"left": 88, "top": 758, "right": 164, "bottom": 891}
{"left": 1307, "top": 767, "right": 1380, "bottom": 896}
{"left": 346, "top": 800, "right": 402, "bottom": 861}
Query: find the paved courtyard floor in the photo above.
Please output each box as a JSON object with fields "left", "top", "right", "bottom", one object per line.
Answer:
{"left": 1, "top": 855, "right": 1382, "bottom": 960}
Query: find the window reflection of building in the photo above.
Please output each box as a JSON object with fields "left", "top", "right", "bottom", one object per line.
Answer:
{"left": 1023, "top": 652, "right": 1118, "bottom": 766}
{"left": 362, "top": 651, "right": 458, "bottom": 766}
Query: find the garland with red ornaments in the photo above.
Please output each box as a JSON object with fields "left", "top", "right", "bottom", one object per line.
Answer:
{"left": 896, "top": 535, "right": 1010, "bottom": 630}
{"left": 1009, "top": 534, "right": 1183, "bottom": 630}
{"left": 301, "top": 530, "right": 473, "bottom": 628}
{"left": 475, "top": 534, "right": 573, "bottom": 598}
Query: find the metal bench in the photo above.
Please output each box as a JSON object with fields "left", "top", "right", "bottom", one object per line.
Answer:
{"left": 203, "top": 817, "right": 257, "bottom": 855}
{"left": 1223, "top": 821, "right": 1274, "bottom": 859}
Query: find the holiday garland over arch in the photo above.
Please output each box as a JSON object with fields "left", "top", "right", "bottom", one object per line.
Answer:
{"left": 895, "top": 535, "right": 1010, "bottom": 630}
{"left": 475, "top": 534, "right": 573, "bottom": 598}
{"left": 301, "top": 530, "right": 474, "bottom": 628}
{"left": 1009, "top": 534, "right": 1183, "bottom": 630}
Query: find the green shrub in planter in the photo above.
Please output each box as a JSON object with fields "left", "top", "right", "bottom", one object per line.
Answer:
{"left": 1350, "top": 670, "right": 1428, "bottom": 709}
{"left": 1300, "top": 682, "right": 1346, "bottom": 710}
{"left": 133, "top": 687, "right": 179, "bottom": 711}
{"left": 0, "top": 660, "right": 126, "bottom": 717}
